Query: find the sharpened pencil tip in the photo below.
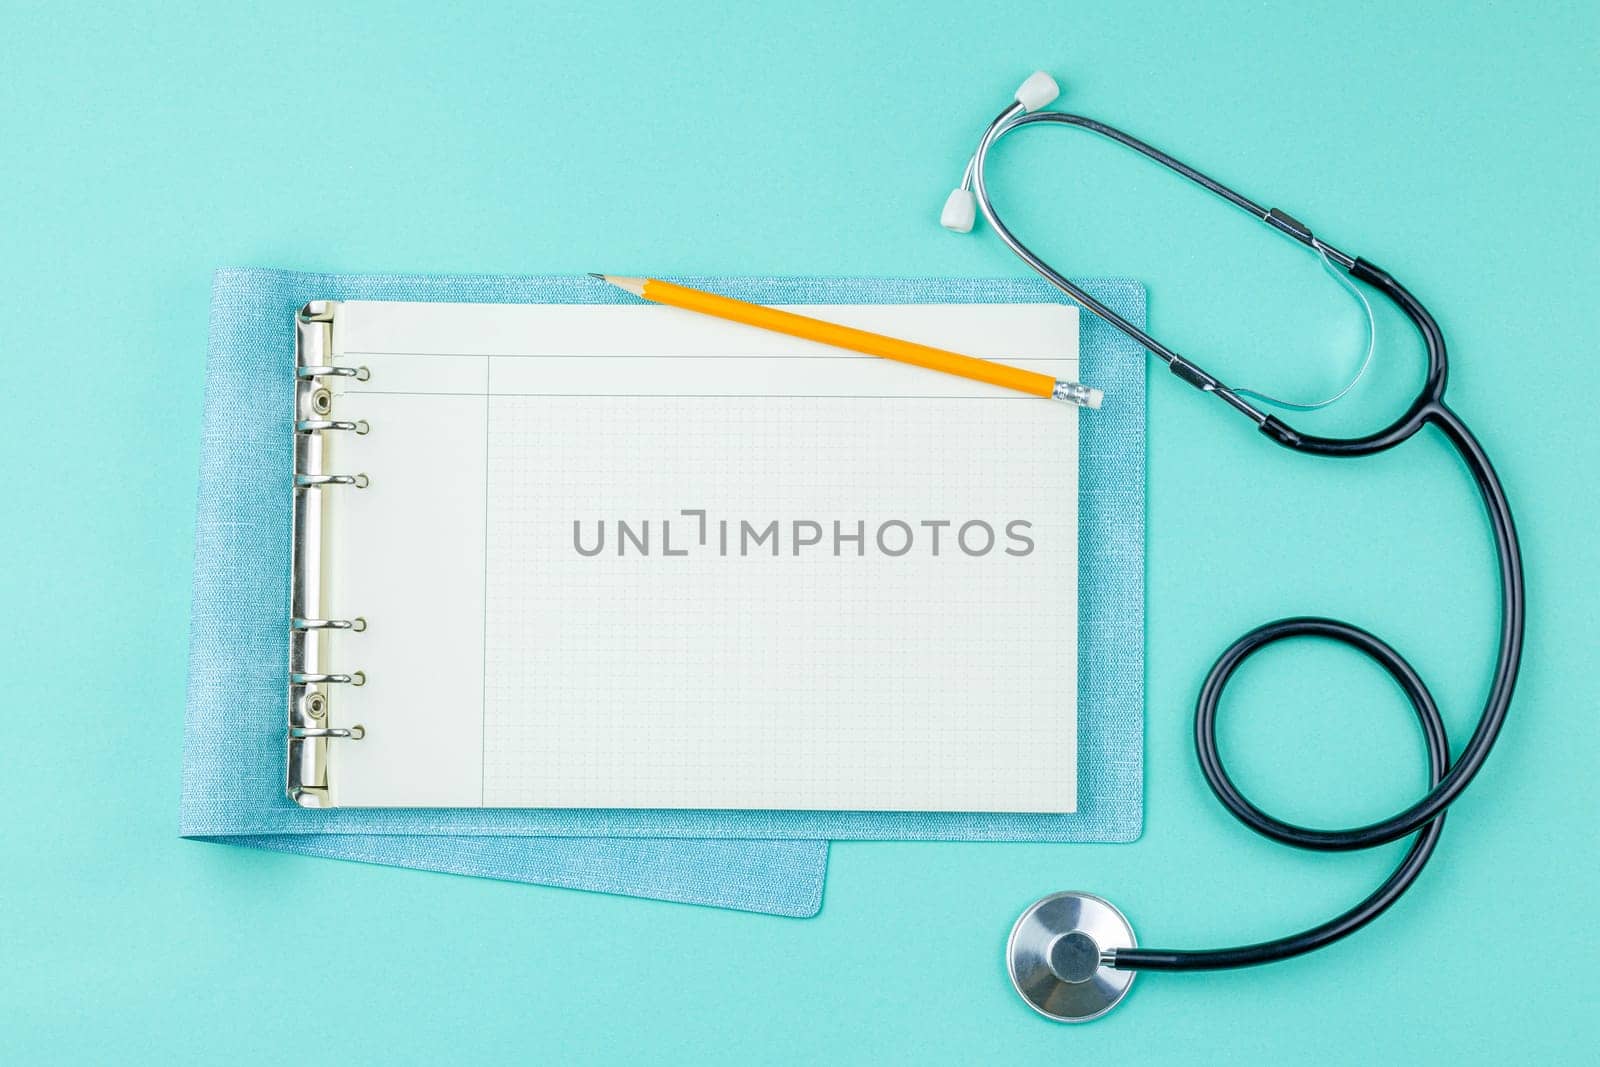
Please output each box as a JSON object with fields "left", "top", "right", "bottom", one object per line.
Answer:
{"left": 593, "top": 275, "right": 649, "bottom": 297}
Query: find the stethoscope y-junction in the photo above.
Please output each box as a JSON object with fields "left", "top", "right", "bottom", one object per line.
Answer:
{"left": 943, "top": 71, "right": 1524, "bottom": 1022}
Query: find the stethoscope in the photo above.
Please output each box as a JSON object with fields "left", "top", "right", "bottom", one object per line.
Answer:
{"left": 943, "top": 72, "right": 1525, "bottom": 1022}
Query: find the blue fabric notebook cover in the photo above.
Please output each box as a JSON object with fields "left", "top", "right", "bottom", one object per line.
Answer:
{"left": 182, "top": 270, "right": 1145, "bottom": 915}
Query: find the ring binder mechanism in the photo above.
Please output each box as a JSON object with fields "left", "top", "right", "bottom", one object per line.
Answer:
{"left": 288, "top": 300, "right": 368, "bottom": 807}
{"left": 295, "top": 419, "right": 369, "bottom": 435}
{"left": 292, "top": 726, "right": 367, "bottom": 740}
{"left": 297, "top": 364, "right": 370, "bottom": 381}
{"left": 292, "top": 617, "right": 367, "bottom": 631}
{"left": 295, "top": 472, "right": 369, "bottom": 488}
{"left": 291, "top": 671, "right": 367, "bottom": 686}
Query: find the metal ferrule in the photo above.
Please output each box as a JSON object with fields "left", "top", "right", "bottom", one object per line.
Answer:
{"left": 1051, "top": 380, "right": 1101, "bottom": 408}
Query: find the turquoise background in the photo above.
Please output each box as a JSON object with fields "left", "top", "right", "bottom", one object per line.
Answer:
{"left": 3, "top": 1, "right": 1596, "bottom": 1061}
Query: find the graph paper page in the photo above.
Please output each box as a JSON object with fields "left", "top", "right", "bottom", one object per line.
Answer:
{"left": 323, "top": 299, "right": 1079, "bottom": 811}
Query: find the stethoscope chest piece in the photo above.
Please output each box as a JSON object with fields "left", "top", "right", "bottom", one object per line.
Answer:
{"left": 1007, "top": 892, "right": 1136, "bottom": 1022}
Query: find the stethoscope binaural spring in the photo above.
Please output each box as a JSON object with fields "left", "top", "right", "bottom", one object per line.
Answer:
{"left": 943, "top": 71, "right": 1525, "bottom": 1022}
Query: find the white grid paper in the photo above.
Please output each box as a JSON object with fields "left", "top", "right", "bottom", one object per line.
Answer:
{"left": 327, "top": 300, "right": 1079, "bottom": 811}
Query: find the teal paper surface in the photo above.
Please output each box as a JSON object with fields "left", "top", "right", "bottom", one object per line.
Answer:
{"left": 5, "top": 2, "right": 1593, "bottom": 1061}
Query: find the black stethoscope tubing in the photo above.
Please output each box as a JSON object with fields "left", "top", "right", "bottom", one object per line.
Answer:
{"left": 969, "top": 107, "right": 1526, "bottom": 972}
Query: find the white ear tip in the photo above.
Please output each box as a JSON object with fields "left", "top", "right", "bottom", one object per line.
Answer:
{"left": 1015, "top": 71, "right": 1059, "bottom": 112}
{"left": 940, "top": 188, "right": 976, "bottom": 233}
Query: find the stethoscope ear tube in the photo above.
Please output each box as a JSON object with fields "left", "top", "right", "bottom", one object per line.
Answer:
{"left": 1259, "top": 259, "right": 1449, "bottom": 457}
{"left": 960, "top": 80, "right": 1525, "bottom": 1010}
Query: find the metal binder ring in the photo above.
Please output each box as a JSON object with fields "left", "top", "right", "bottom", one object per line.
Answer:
{"left": 295, "top": 473, "right": 369, "bottom": 489}
{"left": 292, "top": 617, "right": 368, "bottom": 632}
{"left": 291, "top": 725, "right": 366, "bottom": 740}
{"left": 291, "top": 671, "right": 366, "bottom": 686}
{"left": 296, "top": 419, "right": 370, "bottom": 435}
{"left": 296, "top": 365, "right": 371, "bottom": 381}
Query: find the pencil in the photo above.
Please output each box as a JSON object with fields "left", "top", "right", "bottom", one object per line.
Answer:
{"left": 588, "top": 275, "right": 1102, "bottom": 408}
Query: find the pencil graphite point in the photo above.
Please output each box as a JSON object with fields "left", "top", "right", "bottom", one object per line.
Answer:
{"left": 591, "top": 274, "right": 648, "bottom": 297}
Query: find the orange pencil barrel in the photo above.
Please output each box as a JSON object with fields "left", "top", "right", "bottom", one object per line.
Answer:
{"left": 641, "top": 278, "right": 1058, "bottom": 398}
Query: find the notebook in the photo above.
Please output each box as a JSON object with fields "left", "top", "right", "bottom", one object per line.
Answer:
{"left": 290, "top": 296, "right": 1082, "bottom": 812}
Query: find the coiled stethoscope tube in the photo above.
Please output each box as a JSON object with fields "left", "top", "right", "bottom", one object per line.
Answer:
{"left": 945, "top": 72, "right": 1524, "bottom": 1021}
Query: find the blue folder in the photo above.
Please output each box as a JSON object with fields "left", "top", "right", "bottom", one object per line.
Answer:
{"left": 182, "top": 270, "right": 1145, "bottom": 916}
